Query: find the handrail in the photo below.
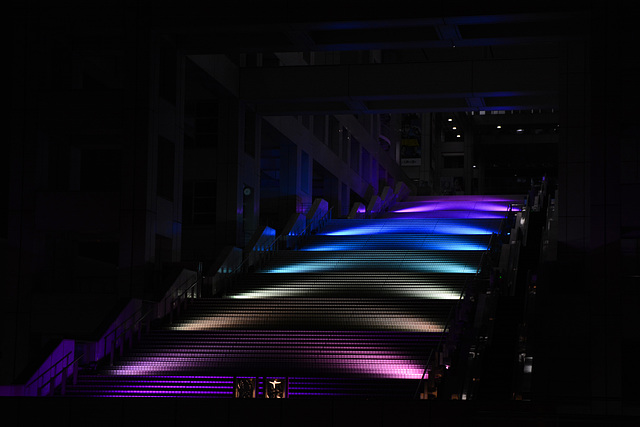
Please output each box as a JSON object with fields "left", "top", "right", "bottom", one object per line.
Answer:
{"left": 112, "top": 309, "right": 153, "bottom": 360}
{"left": 220, "top": 206, "right": 333, "bottom": 296}
{"left": 15, "top": 269, "right": 201, "bottom": 396}
{"left": 413, "top": 202, "right": 517, "bottom": 399}
{"left": 293, "top": 206, "right": 333, "bottom": 245}
{"left": 224, "top": 206, "right": 333, "bottom": 284}
{"left": 25, "top": 350, "right": 72, "bottom": 394}
{"left": 44, "top": 353, "right": 85, "bottom": 396}
{"left": 413, "top": 298, "right": 459, "bottom": 399}
{"left": 24, "top": 350, "right": 85, "bottom": 396}
{"left": 229, "top": 230, "right": 280, "bottom": 276}
{"left": 165, "top": 274, "right": 200, "bottom": 324}
{"left": 101, "top": 304, "right": 150, "bottom": 363}
{"left": 455, "top": 200, "right": 524, "bottom": 400}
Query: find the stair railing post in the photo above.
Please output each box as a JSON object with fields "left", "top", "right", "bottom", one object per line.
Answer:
{"left": 73, "top": 359, "right": 78, "bottom": 386}
{"left": 60, "top": 366, "right": 67, "bottom": 396}
{"left": 110, "top": 337, "right": 115, "bottom": 366}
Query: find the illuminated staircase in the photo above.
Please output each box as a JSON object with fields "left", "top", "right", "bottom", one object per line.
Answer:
{"left": 65, "top": 195, "right": 520, "bottom": 398}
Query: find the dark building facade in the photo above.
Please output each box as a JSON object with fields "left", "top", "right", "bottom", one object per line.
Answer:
{"left": 6, "top": 0, "right": 639, "bottom": 421}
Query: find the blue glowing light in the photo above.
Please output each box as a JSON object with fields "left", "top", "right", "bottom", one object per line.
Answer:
{"left": 320, "top": 219, "right": 502, "bottom": 236}
{"left": 300, "top": 235, "right": 489, "bottom": 251}
{"left": 262, "top": 262, "right": 476, "bottom": 274}
{"left": 260, "top": 252, "right": 479, "bottom": 274}
{"left": 301, "top": 242, "right": 487, "bottom": 251}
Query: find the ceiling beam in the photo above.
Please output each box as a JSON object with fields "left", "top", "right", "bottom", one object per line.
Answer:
{"left": 240, "top": 58, "right": 558, "bottom": 114}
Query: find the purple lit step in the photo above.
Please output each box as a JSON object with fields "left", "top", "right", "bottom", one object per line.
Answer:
{"left": 377, "top": 195, "right": 522, "bottom": 219}
{"left": 66, "top": 375, "right": 423, "bottom": 399}
{"left": 376, "top": 210, "right": 509, "bottom": 219}
{"left": 60, "top": 195, "right": 516, "bottom": 398}
{"left": 288, "top": 377, "right": 419, "bottom": 398}
{"left": 63, "top": 375, "right": 236, "bottom": 398}
{"left": 94, "top": 330, "right": 440, "bottom": 379}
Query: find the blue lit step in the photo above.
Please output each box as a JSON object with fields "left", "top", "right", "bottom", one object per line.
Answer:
{"left": 299, "top": 234, "right": 491, "bottom": 251}
{"left": 163, "top": 298, "right": 454, "bottom": 332}
{"left": 227, "top": 272, "right": 467, "bottom": 299}
{"left": 319, "top": 218, "right": 503, "bottom": 236}
{"left": 259, "top": 250, "right": 482, "bottom": 274}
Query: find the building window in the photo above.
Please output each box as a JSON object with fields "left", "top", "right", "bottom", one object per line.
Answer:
{"left": 361, "top": 147, "right": 370, "bottom": 183}
{"left": 443, "top": 153, "right": 464, "bottom": 169}
{"left": 245, "top": 109, "right": 256, "bottom": 158}
{"left": 77, "top": 240, "right": 120, "bottom": 265}
{"left": 157, "top": 137, "right": 175, "bottom": 200}
{"left": 328, "top": 116, "right": 340, "bottom": 155}
{"left": 350, "top": 135, "right": 360, "bottom": 173}
{"left": 341, "top": 127, "right": 349, "bottom": 162}
{"left": 313, "top": 115, "right": 326, "bottom": 143}
{"left": 49, "top": 138, "right": 70, "bottom": 190}
{"left": 80, "top": 148, "right": 121, "bottom": 191}
{"left": 155, "top": 234, "right": 173, "bottom": 265}
{"left": 158, "top": 39, "right": 176, "bottom": 104}
{"left": 183, "top": 180, "right": 217, "bottom": 225}
{"left": 301, "top": 115, "right": 310, "bottom": 129}
{"left": 185, "top": 100, "right": 220, "bottom": 149}
{"left": 301, "top": 150, "right": 310, "bottom": 194}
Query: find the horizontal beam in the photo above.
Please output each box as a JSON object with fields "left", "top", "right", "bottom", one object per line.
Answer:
{"left": 240, "top": 58, "right": 559, "bottom": 114}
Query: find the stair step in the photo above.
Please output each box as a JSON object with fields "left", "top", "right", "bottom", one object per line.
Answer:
{"left": 61, "top": 199, "right": 515, "bottom": 398}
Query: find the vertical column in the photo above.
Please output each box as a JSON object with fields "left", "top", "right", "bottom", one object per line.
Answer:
{"left": 7, "top": 10, "right": 37, "bottom": 382}
{"left": 463, "top": 124, "right": 474, "bottom": 196}
{"left": 548, "top": 6, "right": 633, "bottom": 415}
{"left": 420, "top": 114, "right": 433, "bottom": 195}
{"left": 586, "top": 4, "right": 639, "bottom": 415}
{"left": 546, "top": 35, "right": 593, "bottom": 411}
{"left": 120, "top": 12, "right": 153, "bottom": 297}
{"left": 279, "top": 142, "right": 301, "bottom": 212}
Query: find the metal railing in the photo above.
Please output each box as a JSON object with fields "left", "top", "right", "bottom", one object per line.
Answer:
{"left": 413, "top": 202, "right": 519, "bottom": 400}
{"left": 164, "top": 274, "right": 201, "bottom": 324}
{"left": 24, "top": 348, "right": 83, "bottom": 397}
{"left": 17, "top": 269, "right": 202, "bottom": 397}
{"left": 100, "top": 305, "right": 151, "bottom": 366}
{"left": 107, "top": 310, "right": 154, "bottom": 365}
{"left": 221, "top": 206, "right": 333, "bottom": 294}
